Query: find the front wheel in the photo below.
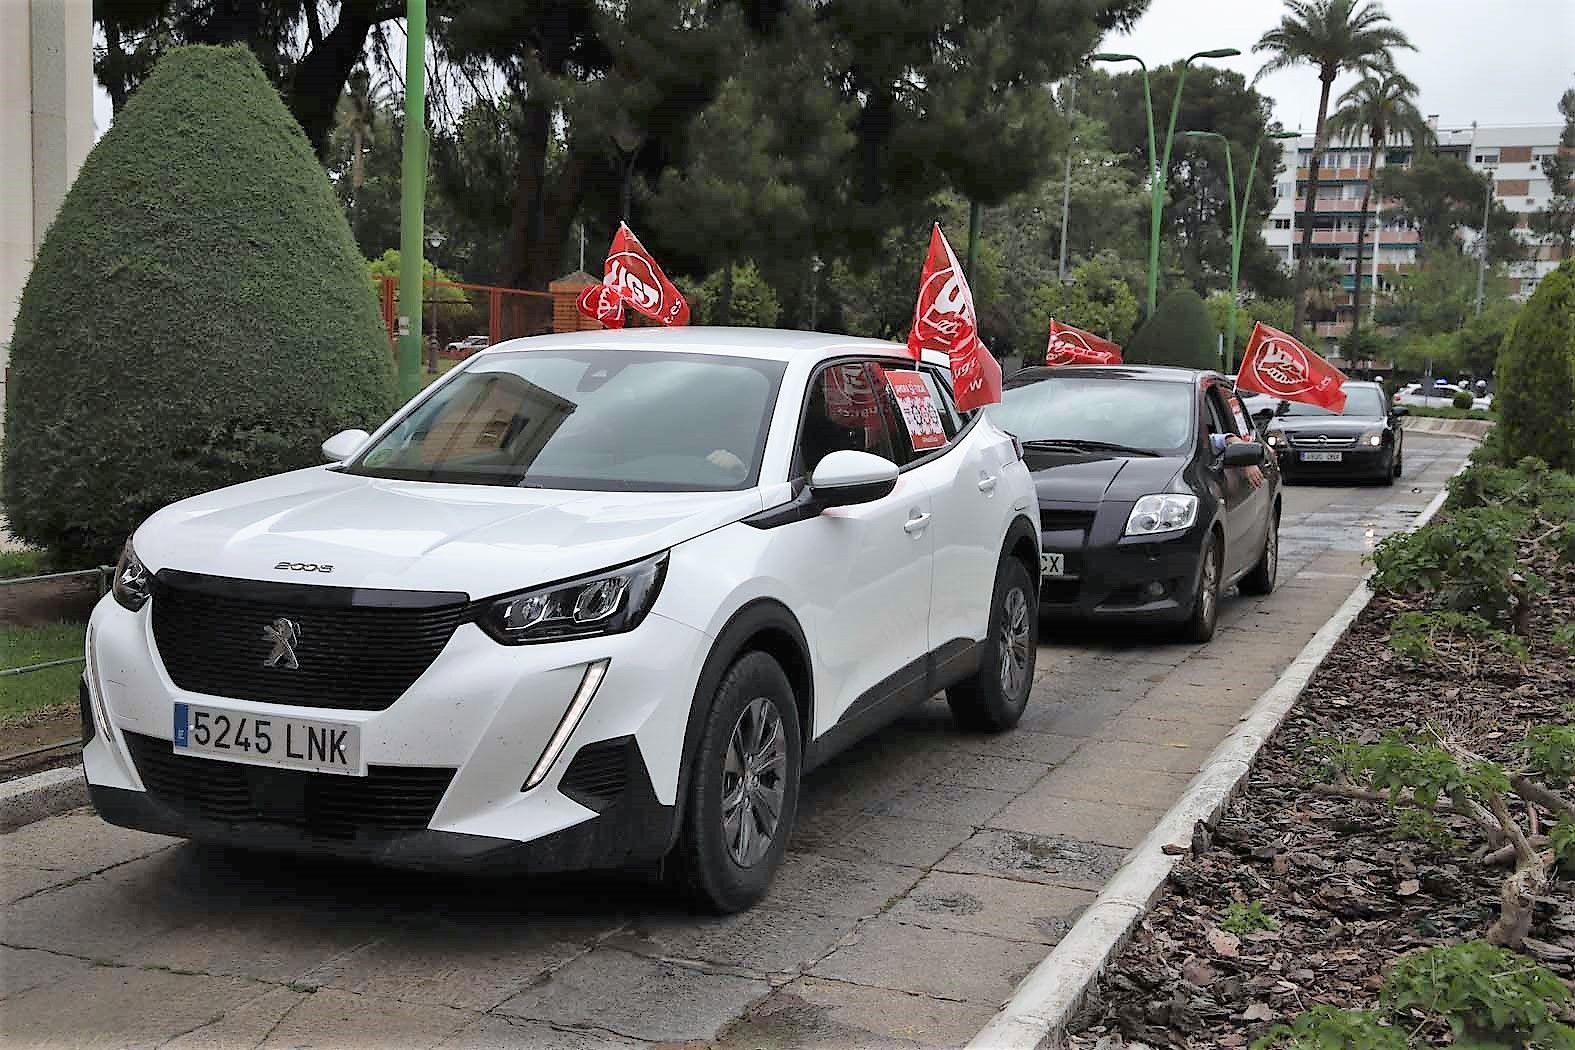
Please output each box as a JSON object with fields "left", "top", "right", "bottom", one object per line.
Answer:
{"left": 1182, "top": 533, "right": 1222, "bottom": 643}
{"left": 1239, "top": 512, "right": 1278, "bottom": 596}
{"left": 946, "top": 556, "right": 1036, "bottom": 732}
{"left": 675, "top": 652, "right": 801, "bottom": 914}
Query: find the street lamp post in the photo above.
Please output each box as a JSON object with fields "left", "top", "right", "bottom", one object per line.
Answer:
{"left": 1184, "top": 129, "right": 1299, "bottom": 371}
{"left": 1092, "top": 47, "right": 1240, "bottom": 317}
{"left": 1057, "top": 79, "right": 1077, "bottom": 284}
{"left": 396, "top": 0, "right": 429, "bottom": 401}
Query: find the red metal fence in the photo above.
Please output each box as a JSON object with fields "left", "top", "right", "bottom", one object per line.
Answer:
{"left": 376, "top": 277, "right": 589, "bottom": 355}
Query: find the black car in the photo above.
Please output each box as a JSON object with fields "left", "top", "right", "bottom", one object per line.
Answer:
{"left": 1255, "top": 380, "right": 1404, "bottom": 484}
{"left": 988, "top": 365, "right": 1280, "bottom": 642}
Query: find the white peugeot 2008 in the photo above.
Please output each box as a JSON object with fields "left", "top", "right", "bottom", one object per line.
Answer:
{"left": 83, "top": 327, "right": 1039, "bottom": 912}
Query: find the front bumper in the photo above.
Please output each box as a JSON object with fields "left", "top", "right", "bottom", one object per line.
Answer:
{"left": 1038, "top": 507, "right": 1204, "bottom": 623}
{"left": 82, "top": 590, "right": 712, "bottom": 873}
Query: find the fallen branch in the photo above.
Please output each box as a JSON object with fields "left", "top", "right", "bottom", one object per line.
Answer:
{"left": 1510, "top": 774, "right": 1575, "bottom": 824}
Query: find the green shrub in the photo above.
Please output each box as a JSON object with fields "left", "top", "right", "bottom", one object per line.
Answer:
{"left": 1496, "top": 259, "right": 1575, "bottom": 471}
{"left": 3, "top": 45, "right": 397, "bottom": 560}
{"left": 1369, "top": 508, "right": 1541, "bottom": 625}
{"left": 1383, "top": 942, "right": 1575, "bottom": 1046}
{"left": 1252, "top": 1006, "right": 1407, "bottom": 1050}
{"left": 1221, "top": 900, "right": 1279, "bottom": 934}
{"left": 1452, "top": 389, "right": 1476, "bottom": 410}
{"left": 690, "top": 260, "right": 780, "bottom": 327}
{"left": 1125, "top": 288, "right": 1219, "bottom": 370}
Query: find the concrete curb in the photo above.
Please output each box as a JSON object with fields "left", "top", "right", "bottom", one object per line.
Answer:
{"left": 967, "top": 475, "right": 1460, "bottom": 1050}
{"left": 0, "top": 763, "right": 87, "bottom": 833}
{"left": 1401, "top": 417, "right": 1492, "bottom": 440}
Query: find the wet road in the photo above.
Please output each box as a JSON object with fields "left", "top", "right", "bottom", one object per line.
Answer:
{"left": 0, "top": 435, "right": 1473, "bottom": 1050}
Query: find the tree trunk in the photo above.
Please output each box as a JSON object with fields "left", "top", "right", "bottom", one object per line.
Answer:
{"left": 351, "top": 127, "right": 365, "bottom": 191}
{"left": 1349, "top": 134, "right": 1377, "bottom": 348}
{"left": 287, "top": 0, "right": 382, "bottom": 160}
{"left": 504, "top": 96, "right": 587, "bottom": 325}
{"left": 1292, "top": 72, "right": 1335, "bottom": 339}
{"left": 101, "top": 17, "right": 129, "bottom": 112}
{"left": 719, "top": 257, "right": 734, "bottom": 325}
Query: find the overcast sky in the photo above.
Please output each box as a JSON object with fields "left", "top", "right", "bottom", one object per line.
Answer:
{"left": 1101, "top": 0, "right": 1574, "bottom": 135}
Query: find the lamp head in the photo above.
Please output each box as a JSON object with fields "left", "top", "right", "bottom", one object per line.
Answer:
{"left": 1191, "top": 48, "right": 1241, "bottom": 60}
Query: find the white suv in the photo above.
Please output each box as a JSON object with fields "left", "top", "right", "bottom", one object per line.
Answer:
{"left": 84, "top": 327, "right": 1039, "bottom": 911}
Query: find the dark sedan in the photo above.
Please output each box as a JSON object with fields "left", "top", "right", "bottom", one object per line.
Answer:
{"left": 1255, "top": 381, "right": 1404, "bottom": 484}
{"left": 988, "top": 366, "right": 1281, "bottom": 642}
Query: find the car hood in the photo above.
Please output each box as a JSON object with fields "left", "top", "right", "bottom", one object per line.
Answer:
{"left": 1271, "top": 417, "right": 1383, "bottom": 435}
{"left": 1024, "top": 451, "right": 1184, "bottom": 503}
{"left": 134, "top": 466, "right": 764, "bottom": 598}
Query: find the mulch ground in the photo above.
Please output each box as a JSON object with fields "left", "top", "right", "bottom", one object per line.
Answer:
{"left": 1069, "top": 537, "right": 1575, "bottom": 1047}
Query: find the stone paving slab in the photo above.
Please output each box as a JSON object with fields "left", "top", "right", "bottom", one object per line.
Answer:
{"left": 0, "top": 437, "right": 1474, "bottom": 1048}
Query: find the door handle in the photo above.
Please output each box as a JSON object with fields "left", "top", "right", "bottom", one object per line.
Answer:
{"left": 977, "top": 473, "right": 998, "bottom": 494}
{"left": 903, "top": 511, "right": 932, "bottom": 535}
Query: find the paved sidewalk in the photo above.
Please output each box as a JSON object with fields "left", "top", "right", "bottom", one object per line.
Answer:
{"left": 0, "top": 436, "right": 1473, "bottom": 1049}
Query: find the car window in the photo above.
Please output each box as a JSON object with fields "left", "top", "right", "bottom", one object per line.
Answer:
{"left": 797, "top": 361, "right": 900, "bottom": 478}
{"left": 347, "top": 349, "right": 785, "bottom": 491}
{"left": 1279, "top": 386, "right": 1387, "bottom": 417}
{"left": 1203, "top": 387, "right": 1235, "bottom": 439}
{"left": 918, "top": 367, "right": 963, "bottom": 441}
{"left": 1224, "top": 393, "right": 1255, "bottom": 437}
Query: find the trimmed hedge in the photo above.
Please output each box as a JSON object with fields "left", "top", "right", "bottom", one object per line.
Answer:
{"left": 1495, "top": 260, "right": 1574, "bottom": 471}
{"left": 3, "top": 45, "right": 397, "bottom": 559}
{"left": 1124, "top": 288, "right": 1219, "bottom": 370}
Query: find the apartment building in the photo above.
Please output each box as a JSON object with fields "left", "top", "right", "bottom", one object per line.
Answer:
{"left": 1261, "top": 120, "right": 1570, "bottom": 345}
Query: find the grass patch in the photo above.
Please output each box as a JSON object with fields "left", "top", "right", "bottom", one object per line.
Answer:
{"left": 421, "top": 358, "right": 462, "bottom": 389}
{"left": 1403, "top": 404, "right": 1495, "bottom": 421}
{"left": 1, "top": 622, "right": 86, "bottom": 723}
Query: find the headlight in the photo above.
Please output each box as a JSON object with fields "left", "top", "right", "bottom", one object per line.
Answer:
{"left": 1265, "top": 431, "right": 1285, "bottom": 447}
{"left": 1363, "top": 432, "right": 1383, "bottom": 447}
{"left": 112, "top": 540, "right": 152, "bottom": 611}
{"left": 478, "top": 553, "right": 667, "bottom": 645}
{"left": 1124, "top": 494, "right": 1199, "bottom": 537}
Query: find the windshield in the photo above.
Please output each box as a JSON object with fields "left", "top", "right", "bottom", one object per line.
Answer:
{"left": 987, "top": 377, "right": 1195, "bottom": 453}
{"left": 346, "top": 349, "right": 786, "bottom": 491}
{"left": 1279, "top": 386, "right": 1387, "bottom": 418}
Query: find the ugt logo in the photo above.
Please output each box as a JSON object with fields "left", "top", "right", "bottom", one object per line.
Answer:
{"left": 1253, "top": 337, "right": 1314, "bottom": 396}
{"left": 607, "top": 253, "right": 663, "bottom": 313}
{"left": 914, "top": 268, "right": 977, "bottom": 347}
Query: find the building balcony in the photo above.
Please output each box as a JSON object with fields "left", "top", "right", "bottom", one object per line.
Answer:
{"left": 1296, "top": 167, "right": 1372, "bottom": 181}
{"left": 1310, "top": 228, "right": 1419, "bottom": 245}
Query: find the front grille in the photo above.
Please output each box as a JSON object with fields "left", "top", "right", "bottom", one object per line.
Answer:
{"left": 150, "top": 571, "right": 468, "bottom": 711}
{"left": 1040, "top": 508, "right": 1097, "bottom": 534}
{"left": 558, "top": 737, "right": 634, "bottom": 812}
{"left": 1287, "top": 433, "right": 1357, "bottom": 448}
{"left": 125, "top": 732, "right": 454, "bottom": 839}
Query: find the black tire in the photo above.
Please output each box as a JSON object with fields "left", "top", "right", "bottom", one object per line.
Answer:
{"left": 946, "top": 556, "right": 1036, "bottom": 732}
{"left": 1182, "top": 532, "right": 1222, "bottom": 643}
{"left": 1393, "top": 447, "right": 1403, "bottom": 478}
{"left": 1380, "top": 456, "right": 1396, "bottom": 486}
{"left": 1239, "top": 509, "right": 1278, "bottom": 596}
{"left": 675, "top": 652, "right": 801, "bottom": 914}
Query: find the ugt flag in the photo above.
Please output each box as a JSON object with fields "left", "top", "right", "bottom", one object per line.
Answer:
{"left": 905, "top": 224, "right": 1001, "bottom": 411}
{"left": 574, "top": 223, "right": 691, "bottom": 329}
{"left": 1046, "top": 320, "right": 1123, "bottom": 366}
{"left": 1235, "top": 321, "right": 1347, "bottom": 413}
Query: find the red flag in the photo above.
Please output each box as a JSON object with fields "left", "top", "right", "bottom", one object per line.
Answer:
{"left": 604, "top": 223, "right": 690, "bottom": 327}
{"left": 906, "top": 224, "right": 1002, "bottom": 411}
{"left": 575, "top": 282, "right": 627, "bottom": 329}
{"left": 1046, "top": 320, "right": 1123, "bottom": 366}
{"left": 1235, "top": 321, "right": 1348, "bottom": 413}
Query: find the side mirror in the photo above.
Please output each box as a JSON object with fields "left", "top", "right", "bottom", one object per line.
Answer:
{"left": 1223, "top": 441, "right": 1267, "bottom": 467}
{"left": 809, "top": 449, "right": 899, "bottom": 508}
{"left": 321, "top": 428, "right": 370, "bottom": 463}
{"left": 1392, "top": 405, "right": 1409, "bottom": 418}
{"left": 1274, "top": 401, "right": 1291, "bottom": 417}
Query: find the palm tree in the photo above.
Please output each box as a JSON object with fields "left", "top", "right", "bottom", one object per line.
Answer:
{"left": 1255, "top": 0, "right": 1414, "bottom": 338}
{"left": 1325, "top": 71, "right": 1430, "bottom": 342}
{"left": 336, "top": 67, "right": 385, "bottom": 194}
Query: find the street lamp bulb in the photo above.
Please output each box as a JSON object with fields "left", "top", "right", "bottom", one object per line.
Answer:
{"left": 1192, "top": 48, "right": 1241, "bottom": 60}
{"left": 426, "top": 231, "right": 444, "bottom": 249}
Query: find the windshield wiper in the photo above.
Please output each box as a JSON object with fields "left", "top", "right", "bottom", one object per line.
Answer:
{"left": 1021, "top": 438, "right": 1158, "bottom": 457}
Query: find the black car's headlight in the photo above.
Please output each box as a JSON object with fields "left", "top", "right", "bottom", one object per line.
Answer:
{"left": 1265, "top": 430, "right": 1286, "bottom": 447}
{"left": 478, "top": 553, "right": 668, "bottom": 645}
{"left": 112, "top": 540, "right": 152, "bottom": 611}
{"left": 1124, "top": 494, "right": 1199, "bottom": 537}
{"left": 1361, "top": 430, "right": 1385, "bottom": 447}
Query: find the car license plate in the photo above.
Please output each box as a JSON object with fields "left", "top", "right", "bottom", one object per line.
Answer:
{"left": 1041, "top": 552, "right": 1065, "bottom": 577}
{"left": 1301, "top": 451, "right": 1343, "bottom": 463}
{"left": 173, "top": 702, "right": 362, "bottom": 776}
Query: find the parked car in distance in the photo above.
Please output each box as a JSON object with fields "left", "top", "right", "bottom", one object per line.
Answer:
{"left": 988, "top": 365, "right": 1280, "bottom": 643}
{"left": 1262, "top": 380, "right": 1404, "bottom": 485}
{"left": 1393, "top": 382, "right": 1492, "bottom": 411}
{"left": 444, "top": 334, "right": 491, "bottom": 357}
{"left": 84, "top": 328, "right": 1040, "bottom": 913}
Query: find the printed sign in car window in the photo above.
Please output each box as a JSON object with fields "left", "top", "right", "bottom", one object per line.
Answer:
{"left": 884, "top": 369, "right": 948, "bottom": 451}
{"left": 1227, "top": 395, "right": 1252, "bottom": 437}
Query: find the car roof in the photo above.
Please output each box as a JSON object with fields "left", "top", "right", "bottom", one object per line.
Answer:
{"left": 1009, "top": 364, "right": 1219, "bottom": 385}
{"left": 479, "top": 326, "right": 952, "bottom": 369}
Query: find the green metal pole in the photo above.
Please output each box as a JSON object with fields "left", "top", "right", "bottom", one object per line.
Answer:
{"left": 1136, "top": 64, "right": 1158, "bottom": 315}
{"left": 1151, "top": 64, "right": 1192, "bottom": 319}
{"left": 396, "top": 0, "right": 428, "bottom": 401}
{"left": 1230, "top": 140, "right": 1264, "bottom": 372}
{"left": 1220, "top": 144, "right": 1239, "bottom": 373}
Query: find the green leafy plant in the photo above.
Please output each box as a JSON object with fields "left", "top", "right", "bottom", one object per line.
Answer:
{"left": 1391, "top": 809, "right": 1459, "bottom": 852}
{"left": 1383, "top": 942, "right": 1575, "bottom": 1047}
{"left": 1453, "top": 389, "right": 1477, "bottom": 410}
{"left": 1551, "top": 819, "right": 1575, "bottom": 875}
{"left": 1553, "top": 623, "right": 1575, "bottom": 652}
{"left": 1222, "top": 901, "right": 1280, "bottom": 934}
{"left": 1251, "top": 1006, "right": 1407, "bottom": 1050}
{"left": 1369, "top": 509, "right": 1543, "bottom": 628}
{"left": 1525, "top": 726, "right": 1575, "bottom": 788}
{"left": 1388, "top": 610, "right": 1528, "bottom": 669}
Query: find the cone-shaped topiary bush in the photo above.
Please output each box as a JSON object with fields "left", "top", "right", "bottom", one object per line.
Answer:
{"left": 1495, "top": 259, "right": 1574, "bottom": 470}
{"left": 1124, "top": 288, "right": 1219, "bottom": 371}
{"left": 3, "top": 45, "right": 397, "bottom": 559}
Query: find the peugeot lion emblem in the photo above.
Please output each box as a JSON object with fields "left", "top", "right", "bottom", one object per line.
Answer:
{"left": 262, "top": 617, "right": 301, "bottom": 670}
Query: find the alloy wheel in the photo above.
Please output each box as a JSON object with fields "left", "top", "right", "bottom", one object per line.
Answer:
{"left": 720, "top": 697, "right": 787, "bottom": 868}
{"left": 1265, "top": 523, "right": 1278, "bottom": 583}
{"left": 1200, "top": 545, "right": 1220, "bottom": 626}
{"left": 998, "top": 585, "right": 1031, "bottom": 699}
